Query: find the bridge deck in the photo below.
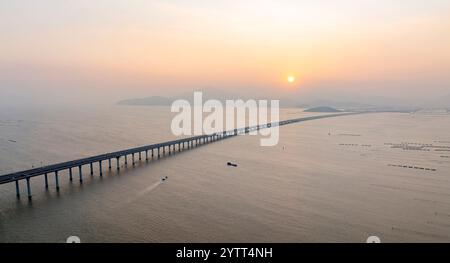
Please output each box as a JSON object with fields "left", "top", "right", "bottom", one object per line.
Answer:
{"left": 0, "top": 113, "right": 359, "bottom": 185}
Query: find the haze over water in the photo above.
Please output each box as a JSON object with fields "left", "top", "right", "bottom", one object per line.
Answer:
{"left": 1, "top": 0, "right": 450, "bottom": 243}
{"left": 1, "top": 106, "right": 449, "bottom": 242}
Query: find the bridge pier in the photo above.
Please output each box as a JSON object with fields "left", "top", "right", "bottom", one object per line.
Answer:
{"left": 44, "top": 173, "right": 49, "bottom": 189}
{"left": 15, "top": 180, "right": 20, "bottom": 199}
{"left": 90, "top": 163, "right": 94, "bottom": 175}
{"left": 0, "top": 113, "right": 359, "bottom": 201}
{"left": 146, "top": 151, "right": 148, "bottom": 161}
{"left": 99, "top": 161, "right": 103, "bottom": 176}
{"left": 132, "top": 153, "right": 135, "bottom": 166}
{"left": 79, "top": 166, "right": 83, "bottom": 183}
{"left": 26, "top": 177, "right": 32, "bottom": 200}
{"left": 55, "top": 171, "right": 60, "bottom": 191}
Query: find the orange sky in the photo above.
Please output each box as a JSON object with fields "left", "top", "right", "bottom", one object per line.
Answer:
{"left": 1, "top": 0, "right": 449, "bottom": 106}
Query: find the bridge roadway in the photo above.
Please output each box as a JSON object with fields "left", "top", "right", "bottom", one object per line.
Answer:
{"left": 0, "top": 112, "right": 360, "bottom": 200}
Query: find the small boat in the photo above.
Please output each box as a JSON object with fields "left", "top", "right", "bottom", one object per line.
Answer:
{"left": 227, "top": 162, "right": 238, "bottom": 167}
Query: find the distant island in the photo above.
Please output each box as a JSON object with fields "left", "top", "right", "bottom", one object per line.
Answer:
{"left": 304, "top": 106, "right": 342, "bottom": 113}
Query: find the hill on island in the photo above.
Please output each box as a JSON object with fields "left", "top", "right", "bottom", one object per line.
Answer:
{"left": 304, "top": 106, "right": 342, "bottom": 113}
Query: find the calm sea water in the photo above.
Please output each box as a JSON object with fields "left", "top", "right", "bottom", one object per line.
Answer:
{"left": 0, "top": 105, "right": 450, "bottom": 242}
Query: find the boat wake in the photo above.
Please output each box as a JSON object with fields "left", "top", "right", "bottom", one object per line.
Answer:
{"left": 114, "top": 180, "right": 164, "bottom": 208}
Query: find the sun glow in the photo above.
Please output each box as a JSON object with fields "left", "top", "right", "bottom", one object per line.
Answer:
{"left": 287, "top": 76, "right": 296, "bottom": 83}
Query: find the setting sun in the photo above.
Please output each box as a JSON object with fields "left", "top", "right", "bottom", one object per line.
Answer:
{"left": 287, "top": 76, "right": 296, "bottom": 83}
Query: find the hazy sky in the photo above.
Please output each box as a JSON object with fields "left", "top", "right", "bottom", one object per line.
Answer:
{"left": 1, "top": 0, "right": 449, "bottom": 107}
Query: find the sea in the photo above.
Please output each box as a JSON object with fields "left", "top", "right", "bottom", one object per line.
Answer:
{"left": 0, "top": 105, "right": 449, "bottom": 242}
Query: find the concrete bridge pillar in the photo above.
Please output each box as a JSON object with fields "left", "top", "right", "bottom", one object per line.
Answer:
{"left": 55, "top": 171, "right": 60, "bottom": 191}
{"left": 108, "top": 159, "right": 112, "bottom": 169}
{"left": 99, "top": 161, "right": 103, "bottom": 176}
{"left": 132, "top": 153, "right": 135, "bottom": 166}
{"left": 44, "top": 173, "right": 49, "bottom": 189}
{"left": 146, "top": 150, "right": 149, "bottom": 161}
{"left": 26, "top": 177, "right": 32, "bottom": 200}
{"left": 90, "top": 163, "right": 94, "bottom": 175}
{"left": 15, "top": 180, "right": 20, "bottom": 199}
{"left": 79, "top": 166, "right": 83, "bottom": 183}
{"left": 69, "top": 168, "right": 73, "bottom": 181}
{"left": 125, "top": 155, "right": 128, "bottom": 165}
{"left": 116, "top": 157, "right": 120, "bottom": 171}
{"left": 139, "top": 152, "right": 142, "bottom": 161}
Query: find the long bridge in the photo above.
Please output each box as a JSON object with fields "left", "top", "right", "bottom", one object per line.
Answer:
{"left": 0, "top": 112, "right": 360, "bottom": 200}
